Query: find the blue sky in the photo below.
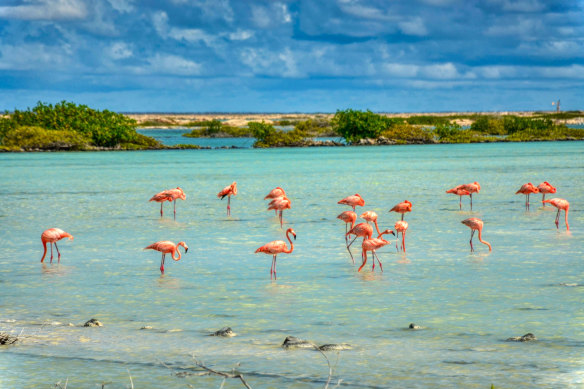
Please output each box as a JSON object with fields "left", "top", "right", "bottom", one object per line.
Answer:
{"left": 0, "top": 0, "right": 583, "bottom": 112}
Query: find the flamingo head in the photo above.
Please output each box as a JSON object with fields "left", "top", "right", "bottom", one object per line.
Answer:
{"left": 178, "top": 241, "right": 189, "bottom": 253}
{"left": 380, "top": 229, "right": 395, "bottom": 237}
{"left": 286, "top": 228, "right": 296, "bottom": 240}
{"left": 474, "top": 182, "right": 481, "bottom": 191}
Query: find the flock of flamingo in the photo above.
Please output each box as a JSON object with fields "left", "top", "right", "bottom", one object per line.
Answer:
{"left": 40, "top": 180, "right": 570, "bottom": 278}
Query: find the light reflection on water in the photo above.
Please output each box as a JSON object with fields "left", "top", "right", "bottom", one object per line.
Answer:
{"left": 0, "top": 141, "right": 583, "bottom": 388}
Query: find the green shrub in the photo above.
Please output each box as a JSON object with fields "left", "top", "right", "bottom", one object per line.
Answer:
{"left": 2, "top": 126, "right": 90, "bottom": 150}
{"left": 406, "top": 115, "right": 451, "bottom": 126}
{"left": 332, "top": 109, "right": 402, "bottom": 143}
{"left": 249, "top": 121, "right": 305, "bottom": 147}
{"left": 294, "top": 119, "right": 337, "bottom": 136}
{"left": 381, "top": 123, "right": 435, "bottom": 143}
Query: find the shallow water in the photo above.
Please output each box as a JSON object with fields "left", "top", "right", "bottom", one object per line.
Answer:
{"left": 1, "top": 141, "right": 583, "bottom": 388}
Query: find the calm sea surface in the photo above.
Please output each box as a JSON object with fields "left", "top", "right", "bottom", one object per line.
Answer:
{"left": 1, "top": 135, "right": 583, "bottom": 388}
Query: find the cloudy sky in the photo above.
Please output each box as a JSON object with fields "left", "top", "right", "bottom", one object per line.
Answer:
{"left": 0, "top": 0, "right": 583, "bottom": 112}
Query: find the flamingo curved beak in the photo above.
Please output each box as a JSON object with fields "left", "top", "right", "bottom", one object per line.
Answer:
{"left": 185, "top": 247, "right": 189, "bottom": 253}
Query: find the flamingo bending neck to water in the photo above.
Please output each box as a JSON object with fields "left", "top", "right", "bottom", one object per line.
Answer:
{"left": 265, "top": 187, "right": 286, "bottom": 215}
{"left": 255, "top": 228, "right": 296, "bottom": 280}
{"left": 337, "top": 211, "right": 357, "bottom": 259}
{"left": 218, "top": 181, "right": 237, "bottom": 216}
{"left": 394, "top": 220, "right": 408, "bottom": 252}
{"left": 41, "top": 228, "right": 74, "bottom": 263}
{"left": 267, "top": 196, "right": 291, "bottom": 228}
{"left": 461, "top": 218, "right": 491, "bottom": 252}
{"left": 537, "top": 182, "right": 557, "bottom": 204}
{"left": 543, "top": 198, "right": 569, "bottom": 231}
{"left": 360, "top": 211, "right": 381, "bottom": 236}
{"left": 345, "top": 222, "right": 373, "bottom": 264}
{"left": 144, "top": 241, "right": 188, "bottom": 273}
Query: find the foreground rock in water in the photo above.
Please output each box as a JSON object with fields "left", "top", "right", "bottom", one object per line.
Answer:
{"left": 209, "top": 327, "right": 236, "bottom": 337}
{"left": 84, "top": 318, "right": 103, "bottom": 327}
{"left": 319, "top": 343, "right": 352, "bottom": 351}
{"left": 0, "top": 332, "right": 18, "bottom": 345}
{"left": 408, "top": 323, "right": 424, "bottom": 330}
{"left": 506, "top": 333, "right": 536, "bottom": 342}
{"left": 282, "top": 336, "right": 314, "bottom": 349}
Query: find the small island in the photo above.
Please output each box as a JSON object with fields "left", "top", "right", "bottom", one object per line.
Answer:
{"left": 1, "top": 102, "right": 583, "bottom": 151}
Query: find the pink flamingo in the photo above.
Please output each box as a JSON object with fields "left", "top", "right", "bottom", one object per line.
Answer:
{"left": 537, "top": 182, "right": 557, "bottom": 204}
{"left": 345, "top": 222, "right": 373, "bottom": 264}
{"left": 542, "top": 198, "right": 569, "bottom": 230}
{"left": 41, "top": 228, "right": 74, "bottom": 263}
{"left": 149, "top": 187, "right": 186, "bottom": 218}
{"left": 338, "top": 211, "right": 357, "bottom": 259}
{"left": 360, "top": 211, "right": 381, "bottom": 235}
{"left": 360, "top": 229, "right": 395, "bottom": 272}
{"left": 446, "top": 187, "right": 471, "bottom": 210}
{"left": 268, "top": 196, "right": 291, "bottom": 228}
{"left": 255, "top": 228, "right": 296, "bottom": 280}
{"left": 265, "top": 187, "right": 286, "bottom": 215}
{"left": 144, "top": 241, "right": 189, "bottom": 273}
{"left": 217, "top": 181, "right": 237, "bottom": 216}
{"left": 389, "top": 200, "right": 412, "bottom": 221}
{"left": 394, "top": 220, "right": 408, "bottom": 252}
{"left": 338, "top": 194, "right": 365, "bottom": 211}
{"left": 516, "top": 183, "right": 539, "bottom": 209}
{"left": 461, "top": 218, "right": 491, "bottom": 252}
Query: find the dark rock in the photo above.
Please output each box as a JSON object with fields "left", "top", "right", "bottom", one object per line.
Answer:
{"left": 408, "top": 323, "right": 423, "bottom": 330}
{"left": 140, "top": 326, "right": 153, "bottom": 330}
{"left": 83, "top": 318, "right": 103, "bottom": 327}
{"left": 506, "top": 333, "right": 536, "bottom": 342}
{"left": 209, "top": 327, "right": 236, "bottom": 337}
{"left": 0, "top": 332, "right": 18, "bottom": 345}
{"left": 319, "top": 343, "right": 352, "bottom": 351}
{"left": 282, "top": 336, "right": 314, "bottom": 349}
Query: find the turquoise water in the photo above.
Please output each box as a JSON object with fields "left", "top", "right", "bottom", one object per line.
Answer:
{"left": 1, "top": 141, "right": 583, "bottom": 388}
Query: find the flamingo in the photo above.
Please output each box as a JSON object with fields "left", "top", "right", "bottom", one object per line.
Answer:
{"left": 345, "top": 222, "right": 373, "bottom": 264}
{"left": 144, "top": 241, "right": 188, "bottom": 273}
{"left": 446, "top": 187, "right": 471, "bottom": 210}
{"left": 150, "top": 187, "right": 186, "bottom": 218}
{"left": 218, "top": 181, "right": 237, "bottom": 216}
{"left": 461, "top": 218, "right": 491, "bottom": 252}
{"left": 516, "top": 183, "right": 539, "bottom": 209}
{"left": 542, "top": 198, "right": 569, "bottom": 231}
{"left": 360, "top": 211, "right": 381, "bottom": 235}
{"left": 338, "top": 194, "right": 365, "bottom": 211}
{"left": 394, "top": 220, "right": 408, "bottom": 252}
{"left": 255, "top": 228, "right": 296, "bottom": 279}
{"left": 337, "top": 211, "right": 357, "bottom": 260}
{"left": 360, "top": 229, "right": 395, "bottom": 272}
{"left": 265, "top": 187, "right": 286, "bottom": 215}
{"left": 267, "top": 196, "right": 291, "bottom": 228}
{"left": 447, "top": 182, "right": 480, "bottom": 209}
{"left": 537, "top": 182, "right": 557, "bottom": 204}
{"left": 389, "top": 200, "right": 412, "bottom": 220}
{"left": 41, "top": 228, "right": 74, "bottom": 263}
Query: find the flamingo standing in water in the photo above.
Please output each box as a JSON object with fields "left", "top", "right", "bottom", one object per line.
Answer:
{"left": 268, "top": 196, "right": 291, "bottom": 228}
{"left": 150, "top": 187, "right": 186, "bottom": 218}
{"left": 542, "top": 198, "right": 569, "bottom": 231}
{"left": 446, "top": 187, "right": 471, "bottom": 210}
{"left": 516, "top": 183, "right": 539, "bottom": 209}
{"left": 360, "top": 229, "right": 395, "bottom": 272}
{"left": 447, "top": 182, "right": 480, "bottom": 209}
{"left": 389, "top": 200, "right": 412, "bottom": 220}
{"left": 218, "top": 181, "right": 237, "bottom": 216}
{"left": 255, "top": 228, "right": 296, "bottom": 280}
{"left": 537, "top": 182, "right": 557, "bottom": 205}
{"left": 338, "top": 194, "right": 365, "bottom": 211}
{"left": 461, "top": 218, "right": 491, "bottom": 252}
{"left": 337, "top": 211, "right": 357, "bottom": 259}
{"left": 144, "top": 241, "right": 188, "bottom": 273}
{"left": 360, "top": 211, "right": 381, "bottom": 236}
{"left": 265, "top": 187, "right": 286, "bottom": 215}
{"left": 345, "top": 222, "right": 373, "bottom": 264}
{"left": 41, "top": 228, "right": 74, "bottom": 263}
{"left": 394, "top": 220, "right": 408, "bottom": 252}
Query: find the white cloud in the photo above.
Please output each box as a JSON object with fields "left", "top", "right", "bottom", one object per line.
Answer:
{"left": 229, "top": 29, "right": 254, "bottom": 41}
{"left": 240, "top": 47, "right": 304, "bottom": 78}
{"left": 108, "top": 42, "right": 132, "bottom": 60}
{"left": 147, "top": 53, "right": 202, "bottom": 76}
{"left": 0, "top": 0, "right": 87, "bottom": 21}
{"left": 0, "top": 43, "right": 69, "bottom": 70}
{"left": 422, "top": 63, "right": 459, "bottom": 79}
{"left": 485, "top": 17, "right": 543, "bottom": 37}
{"left": 383, "top": 63, "right": 419, "bottom": 77}
{"left": 106, "top": 0, "right": 134, "bottom": 13}
{"left": 153, "top": 11, "right": 216, "bottom": 45}
{"left": 398, "top": 17, "right": 428, "bottom": 36}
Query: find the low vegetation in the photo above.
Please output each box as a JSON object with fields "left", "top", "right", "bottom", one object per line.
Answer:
{"left": 183, "top": 119, "right": 251, "bottom": 138}
{"left": 0, "top": 101, "right": 160, "bottom": 151}
{"left": 249, "top": 121, "right": 307, "bottom": 147}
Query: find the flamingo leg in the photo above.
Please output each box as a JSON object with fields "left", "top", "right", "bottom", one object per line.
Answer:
{"left": 402, "top": 231, "right": 406, "bottom": 253}
{"left": 55, "top": 242, "right": 61, "bottom": 262}
{"left": 227, "top": 196, "right": 231, "bottom": 216}
{"left": 160, "top": 253, "right": 165, "bottom": 273}
{"left": 358, "top": 250, "right": 367, "bottom": 272}
{"left": 542, "top": 193, "right": 546, "bottom": 205}
{"left": 396, "top": 232, "right": 400, "bottom": 252}
{"left": 270, "top": 255, "right": 275, "bottom": 278}
{"left": 470, "top": 193, "right": 473, "bottom": 210}
{"left": 50, "top": 243, "right": 54, "bottom": 263}
{"left": 347, "top": 236, "right": 357, "bottom": 249}
{"left": 459, "top": 196, "right": 462, "bottom": 210}
{"left": 279, "top": 210, "right": 283, "bottom": 228}
{"left": 401, "top": 213, "right": 404, "bottom": 221}
{"left": 373, "top": 251, "right": 383, "bottom": 272}
{"left": 173, "top": 200, "right": 177, "bottom": 219}
{"left": 555, "top": 209, "right": 560, "bottom": 229}
{"left": 160, "top": 203, "right": 163, "bottom": 217}
{"left": 273, "top": 255, "right": 278, "bottom": 280}
{"left": 470, "top": 229, "right": 475, "bottom": 252}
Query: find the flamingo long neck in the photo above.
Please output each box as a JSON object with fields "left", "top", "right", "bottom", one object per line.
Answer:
{"left": 284, "top": 231, "right": 294, "bottom": 253}
{"left": 373, "top": 220, "right": 381, "bottom": 236}
{"left": 565, "top": 208, "right": 570, "bottom": 231}
{"left": 477, "top": 229, "right": 492, "bottom": 251}
{"left": 171, "top": 246, "right": 182, "bottom": 261}
{"left": 41, "top": 241, "right": 48, "bottom": 262}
